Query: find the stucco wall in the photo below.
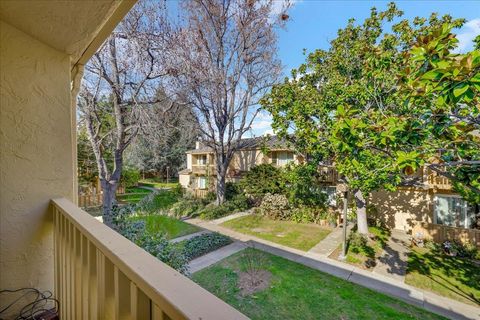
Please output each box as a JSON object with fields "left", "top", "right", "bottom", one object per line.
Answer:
{"left": 230, "top": 150, "right": 265, "bottom": 171}
{"left": 0, "top": 20, "right": 74, "bottom": 311}
{"left": 369, "top": 188, "right": 434, "bottom": 232}
{"left": 179, "top": 174, "right": 190, "bottom": 189}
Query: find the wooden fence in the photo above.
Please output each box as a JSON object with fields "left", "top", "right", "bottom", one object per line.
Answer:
{"left": 78, "top": 185, "right": 126, "bottom": 208}
{"left": 412, "top": 221, "right": 480, "bottom": 248}
{"left": 193, "top": 189, "right": 209, "bottom": 199}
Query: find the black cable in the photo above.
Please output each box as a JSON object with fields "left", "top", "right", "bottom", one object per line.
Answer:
{"left": 0, "top": 288, "right": 59, "bottom": 320}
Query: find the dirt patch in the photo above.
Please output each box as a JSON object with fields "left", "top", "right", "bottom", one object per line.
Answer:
{"left": 238, "top": 270, "right": 272, "bottom": 296}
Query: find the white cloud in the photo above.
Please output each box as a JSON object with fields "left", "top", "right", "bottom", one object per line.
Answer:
{"left": 250, "top": 112, "right": 275, "bottom": 136}
{"left": 455, "top": 19, "right": 480, "bottom": 53}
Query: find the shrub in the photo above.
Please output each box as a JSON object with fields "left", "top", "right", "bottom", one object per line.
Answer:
{"left": 170, "top": 198, "right": 206, "bottom": 218}
{"left": 181, "top": 232, "right": 232, "bottom": 261}
{"left": 120, "top": 168, "right": 141, "bottom": 188}
{"left": 114, "top": 213, "right": 188, "bottom": 274}
{"left": 283, "top": 164, "right": 328, "bottom": 208}
{"left": 290, "top": 206, "right": 329, "bottom": 224}
{"left": 198, "top": 195, "right": 251, "bottom": 220}
{"left": 259, "top": 193, "right": 290, "bottom": 220}
{"left": 226, "top": 182, "right": 242, "bottom": 200}
{"left": 240, "top": 164, "right": 285, "bottom": 199}
{"left": 442, "top": 240, "right": 478, "bottom": 259}
{"left": 348, "top": 232, "right": 368, "bottom": 254}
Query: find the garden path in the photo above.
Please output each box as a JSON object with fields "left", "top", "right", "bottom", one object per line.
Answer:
{"left": 170, "top": 230, "right": 212, "bottom": 243}
{"left": 211, "top": 210, "right": 253, "bottom": 225}
{"left": 188, "top": 241, "right": 248, "bottom": 273}
{"left": 186, "top": 218, "right": 479, "bottom": 320}
{"left": 307, "top": 224, "right": 353, "bottom": 257}
{"left": 373, "top": 229, "right": 411, "bottom": 282}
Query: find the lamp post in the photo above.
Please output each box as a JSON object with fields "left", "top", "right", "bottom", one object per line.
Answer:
{"left": 340, "top": 190, "right": 348, "bottom": 260}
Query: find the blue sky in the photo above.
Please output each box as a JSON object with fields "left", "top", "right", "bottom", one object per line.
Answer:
{"left": 249, "top": 0, "right": 480, "bottom": 137}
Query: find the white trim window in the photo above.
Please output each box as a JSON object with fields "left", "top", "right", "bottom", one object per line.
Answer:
{"left": 197, "top": 155, "right": 208, "bottom": 165}
{"left": 276, "top": 151, "right": 294, "bottom": 166}
{"left": 434, "top": 195, "right": 477, "bottom": 229}
{"left": 197, "top": 176, "right": 207, "bottom": 190}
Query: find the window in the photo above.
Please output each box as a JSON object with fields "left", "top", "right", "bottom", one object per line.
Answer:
{"left": 198, "top": 176, "right": 207, "bottom": 189}
{"left": 197, "top": 155, "right": 207, "bottom": 165}
{"left": 321, "top": 186, "right": 337, "bottom": 207}
{"left": 434, "top": 195, "right": 477, "bottom": 229}
{"left": 274, "top": 151, "right": 294, "bottom": 166}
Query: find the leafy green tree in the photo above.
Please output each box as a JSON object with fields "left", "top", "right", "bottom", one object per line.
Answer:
{"left": 262, "top": 3, "right": 469, "bottom": 233}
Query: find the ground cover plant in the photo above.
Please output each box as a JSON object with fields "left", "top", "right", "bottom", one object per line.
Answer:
{"left": 331, "top": 226, "right": 390, "bottom": 269}
{"left": 406, "top": 243, "right": 480, "bottom": 306}
{"left": 192, "top": 248, "right": 445, "bottom": 320}
{"left": 221, "top": 215, "right": 331, "bottom": 251}
{"left": 178, "top": 232, "right": 232, "bottom": 261}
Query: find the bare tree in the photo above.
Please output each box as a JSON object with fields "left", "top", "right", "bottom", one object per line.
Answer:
{"left": 77, "top": 2, "right": 170, "bottom": 227}
{"left": 168, "top": 0, "right": 288, "bottom": 204}
{"left": 125, "top": 91, "right": 201, "bottom": 177}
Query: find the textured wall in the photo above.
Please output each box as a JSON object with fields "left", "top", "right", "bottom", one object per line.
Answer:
{"left": 369, "top": 188, "right": 434, "bottom": 232}
{"left": 0, "top": 20, "right": 74, "bottom": 312}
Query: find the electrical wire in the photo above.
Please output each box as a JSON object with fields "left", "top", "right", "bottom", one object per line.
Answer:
{"left": 0, "top": 288, "right": 58, "bottom": 320}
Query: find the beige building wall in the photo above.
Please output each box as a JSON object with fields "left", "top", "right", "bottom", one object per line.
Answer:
{"left": 0, "top": 20, "right": 74, "bottom": 302}
{"left": 179, "top": 174, "right": 190, "bottom": 189}
{"left": 369, "top": 188, "right": 434, "bottom": 232}
{"left": 230, "top": 149, "right": 266, "bottom": 172}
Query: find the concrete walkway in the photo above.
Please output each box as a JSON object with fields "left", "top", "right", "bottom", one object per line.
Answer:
{"left": 211, "top": 210, "right": 253, "bottom": 225}
{"left": 170, "top": 230, "right": 211, "bottom": 244}
{"left": 186, "top": 218, "right": 480, "bottom": 320}
{"left": 308, "top": 224, "right": 353, "bottom": 257}
{"left": 188, "top": 241, "right": 248, "bottom": 273}
{"left": 373, "top": 229, "right": 411, "bottom": 282}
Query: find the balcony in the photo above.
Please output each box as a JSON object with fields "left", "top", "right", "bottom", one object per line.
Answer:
{"left": 51, "top": 198, "right": 247, "bottom": 319}
{"left": 423, "top": 167, "right": 452, "bottom": 190}
{"left": 191, "top": 164, "right": 216, "bottom": 175}
{"left": 318, "top": 166, "right": 339, "bottom": 184}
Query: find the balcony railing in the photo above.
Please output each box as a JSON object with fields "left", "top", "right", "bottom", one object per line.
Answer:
{"left": 318, "top": 166, "right": 338, "bottom": 183}
{"left": 51, "top": 198, "right": 248, "bottom": 319}
{"left": 424, "top": 168, "right": 452, "bottom": 190}
{"left": 191, "top": 164, "right": 216, "bottom": 175}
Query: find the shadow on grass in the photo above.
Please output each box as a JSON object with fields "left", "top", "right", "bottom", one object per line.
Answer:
{"left": 407, "top": 248, "right": 480, "bottom": 305}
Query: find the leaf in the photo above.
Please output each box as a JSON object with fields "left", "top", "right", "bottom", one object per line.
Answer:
{"left": 421, "top": 69, "right": 443, "bottom": 80}
{"left": 453, "top": 83, "right": 469, "bottom": 97}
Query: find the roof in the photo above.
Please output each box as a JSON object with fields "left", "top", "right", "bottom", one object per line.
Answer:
{"left": 178, "top": 168, "right": 191, "bottom": 175}
{"left": 186, "top": 135, "right": 291, "bottom": 154}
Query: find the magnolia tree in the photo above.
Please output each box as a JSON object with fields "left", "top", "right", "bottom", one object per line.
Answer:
{"left": 262, "top": 3, "right": 476, "bottom": 234}
{"left": 77, "top": 2, "right": 171, "bottom": 227}
{"left": 166, "top": 0, "right": 289, "bottom": 204}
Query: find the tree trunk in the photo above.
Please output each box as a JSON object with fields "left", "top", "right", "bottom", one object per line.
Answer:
{"left": 216, "top": 168, "right": 227, "bottom": 205}
{"left": 101, "top": 179, "right": 118, "bottom": 228}
{"left": 354, "top": 189, "right": 369, "bottom": 234}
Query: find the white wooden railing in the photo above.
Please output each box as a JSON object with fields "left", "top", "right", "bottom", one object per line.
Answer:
{"left": 51, "top": 198, "right": 248, "bottom": 319}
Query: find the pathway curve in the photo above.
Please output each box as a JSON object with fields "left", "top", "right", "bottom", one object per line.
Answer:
{"left": 373, "top": 229, "right": 411, "bottom": 282}
{"left": 185, "top": 217, "right": 479, "bottom": 320}
{"left": 188, "top": 241, "right": 248, "bottom": 273}
{"left": 170, "top": 230, "right": 212, "bottom": 244}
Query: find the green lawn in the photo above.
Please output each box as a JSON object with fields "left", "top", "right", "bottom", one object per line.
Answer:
{"left": 139, "top": 179, "right": 179, "bottom": 189}
{"left": 130, "top": 214, "right": 200, "bottom": 239}
{"left": 126, "top": 187, "right": 152, "bottom": 193}
{"left": 405, "top": 246, "right": 480, "bottom": 306}
{"left": 221, "top": 215, "right": 331, "bottom": 251}
{"left": 192, "top": 248, "right": 445, "bottom": 320}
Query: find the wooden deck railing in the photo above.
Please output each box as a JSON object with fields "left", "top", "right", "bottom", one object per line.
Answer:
{"left": 52, "top": 198, "right": 248, "bottom": 319}
{"left": 412, "top": 221, "right": 480, "bottom": 248}
{"left": 318, "top": 166, "right": 338, "bottom": 183}
{"left": 424, "top": 168, "right": 452, "bottom": 190}
{"left": 191, "top": 164, "right": 216, "bottom": 175}
{"left": 193, "top": 189, "right": 209, "bottom": 198}
{"left": 78, "top": 186, "right": 126, "bottom": 208}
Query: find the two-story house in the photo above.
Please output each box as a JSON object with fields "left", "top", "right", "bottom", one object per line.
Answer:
{"left": 180, "top": 137, "right": 479, "bottom": 244}
{"left": 179, "top": 136, "right": 303, "bottom": 197}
